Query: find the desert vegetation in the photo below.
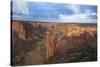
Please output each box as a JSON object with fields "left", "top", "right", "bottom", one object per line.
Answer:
{"left": 11, "top": 21, "right": 97, "bottom": 66}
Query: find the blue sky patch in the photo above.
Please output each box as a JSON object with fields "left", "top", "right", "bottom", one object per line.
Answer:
{"left": 12, "top": 0, "right": 97, "bottom": 23}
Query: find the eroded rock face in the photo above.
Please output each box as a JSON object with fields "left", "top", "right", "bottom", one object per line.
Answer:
{"left": 12, "top": 22, "right": 26, "bottom": 40}
{"left": 46, "top": 33, "right": 97, "bottom": 64}
{"left": 11, "top": 21, "right": 97, "bottom": 65}
{"left": 12, "top": 21, "right": 36, "bottom": 40}
{"left": 12, "top": 22, "right": 34, "bottom": 65}
{"left": 12, "top": 21, "right": 47, "bottom": 66}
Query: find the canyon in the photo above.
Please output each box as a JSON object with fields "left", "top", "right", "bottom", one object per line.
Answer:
{"left": 11, "top": 21, "right": 97, "bottom": 66}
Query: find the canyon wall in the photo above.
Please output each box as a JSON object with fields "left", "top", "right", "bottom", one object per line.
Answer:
{"left": 11, "top": 21, "right": 97, "bottom": 65}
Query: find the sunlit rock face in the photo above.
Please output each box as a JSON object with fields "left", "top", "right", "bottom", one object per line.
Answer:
{"left": 66, "top": 24, "right": 81, "bottom": 36}
{"left": 12, "top": 21, "right": 97, "bottom": 65}
{"left": 12, "top": 21, "right": 37, "bottom": 40}
{"left": 12, "top": 21, "right": 26, "bottom": 40}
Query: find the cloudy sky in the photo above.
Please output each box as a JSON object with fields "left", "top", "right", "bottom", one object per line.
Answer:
{"left": 12, "top": 0, "right": 97, "bottom": 23}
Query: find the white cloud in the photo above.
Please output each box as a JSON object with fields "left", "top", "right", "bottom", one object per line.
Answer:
{"left": 59, "top": 12, "right": 97, "bottom": 23}
{"left": 65, "top": 5, "right": 81, "bottom": 14}
{"left": 59, "top": 4, "right": 97, "bottom": 23}
{"left": 13, "top": 0, "right": 29, "bottom": 15}
{"left": 90, "top": 12, "right": 97, "bottom": 16}
{"left": 85, "top": 10, "right": 97, "bottom": 16}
